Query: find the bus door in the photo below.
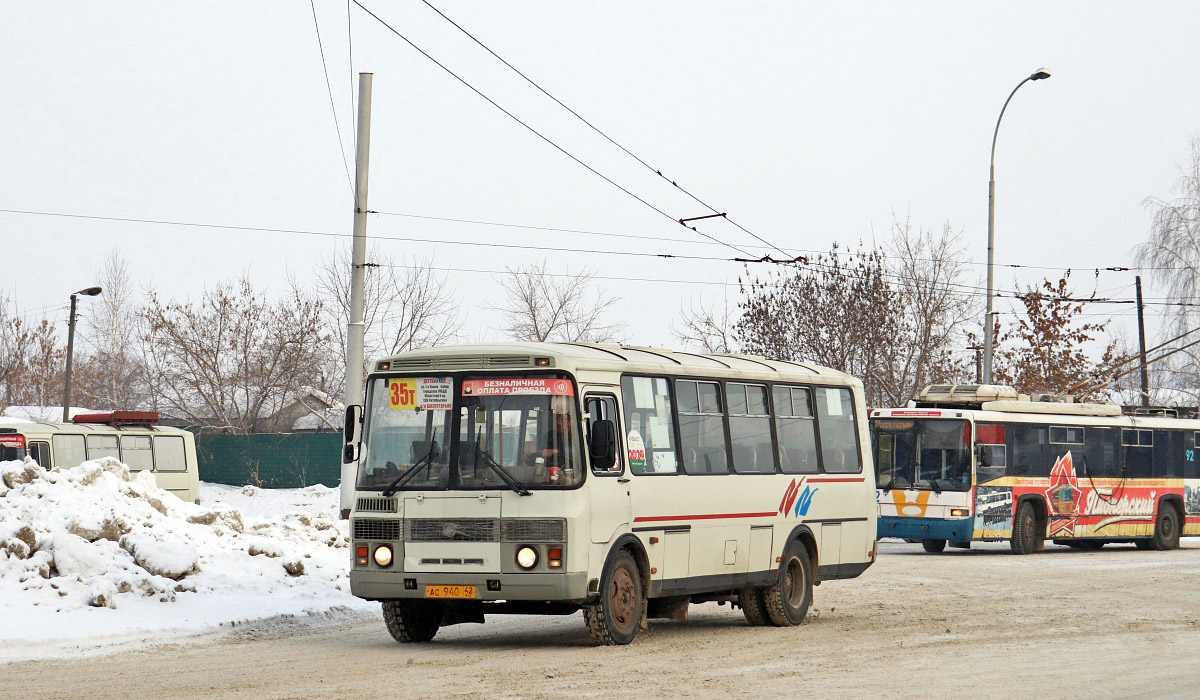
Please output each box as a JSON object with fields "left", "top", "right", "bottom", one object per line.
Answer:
{"left": 583, "top": 391, "right": 631, "bottom": 544}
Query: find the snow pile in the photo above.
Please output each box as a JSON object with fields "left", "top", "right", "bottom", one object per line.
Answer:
{"left": 0, "top": 459, "right": 373, "bottom": 661}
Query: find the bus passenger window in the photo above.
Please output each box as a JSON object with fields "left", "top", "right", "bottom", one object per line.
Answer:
{"left": 620, "top": 376, "right": 678, "bottom": 474}
{"left": 86, "top": 435, "right": 120, "bottom": 461}
{"left": 816, "top": 387, "right": 862, "bottom": 473}
{"left": 121, "top": 435, "right": 154, "bottom": 471}
{"left": 728, "top": 383, "right": 773, "bottom": 473}
{"left": 677, "top": 380, "right": 728, "bottom": 474}
{"left": 774, "top": 386, "right": 819, "bottom": 474}
{"left": 52, "top": 434, "right": 86, "bottom": 469}
{"left": 154, "top": 436, "right": 188, "bottom": 472}
{"left": 28, "top": 441, "right": 51, "bottom": 468}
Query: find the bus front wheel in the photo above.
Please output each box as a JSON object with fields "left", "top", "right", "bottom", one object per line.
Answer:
{"left": 1010, "top": 501, "right": 1042, "bottom": 555}
{"left": 921, "top": 539, "right": 947, "bottom": 553}
{"left": 584, "top": 549, "right": 644, "bottom": 645}
{"left": 382, "top": 600, "right": 440, "bottom": 643}
{"left": 762, "top": 540, "right": 812, "bottom": 627}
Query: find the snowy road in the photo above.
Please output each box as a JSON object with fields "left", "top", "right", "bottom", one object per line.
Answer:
{"left": 6, "top": 539, "right": 1200, "bottom": 699}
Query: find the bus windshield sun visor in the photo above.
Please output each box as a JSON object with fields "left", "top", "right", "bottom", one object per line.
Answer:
{"left": 382, "top": 430, "right": 440, "bottom": 498}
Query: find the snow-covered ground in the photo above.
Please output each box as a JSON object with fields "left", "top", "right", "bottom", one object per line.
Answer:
{"left": 0, "top": 458, "right": 373, "bottom": 663}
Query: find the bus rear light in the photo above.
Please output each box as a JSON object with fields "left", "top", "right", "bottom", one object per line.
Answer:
{"left": 548, "top": 548, "right": 563, "bottom": 568}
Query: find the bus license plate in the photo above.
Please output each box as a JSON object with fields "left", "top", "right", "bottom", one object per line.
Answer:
{"left": 425, "top": 585, "right": 476, "bottom": 599}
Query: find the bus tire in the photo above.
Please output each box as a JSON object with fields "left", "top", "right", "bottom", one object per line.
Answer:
{"left": 739, "top": 587, "right": 771, "bottom": 626}
{"left": 583, "top": 549, "right": 644, "bottom": 645}
{"left": 1151, "top": 503, "right": 1180, "bottom": 551}
{"left": 1010, "top": 501, "right": 1041, "bottom": 555}
{"left": 382, "top": 600, "right": 440, "bottom": 643}
{"left": 762, "top": 540, "right": 812, "bottom": 627}
{"left": 921, "top": 539, "right": 947, "bottom": 553}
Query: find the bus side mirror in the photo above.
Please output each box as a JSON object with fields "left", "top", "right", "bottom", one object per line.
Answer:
{"left": 589, "top": 419, "right": 617, "bottom": 471}
{"left": 344, "top": 405, "right": 362, "bottom": 463}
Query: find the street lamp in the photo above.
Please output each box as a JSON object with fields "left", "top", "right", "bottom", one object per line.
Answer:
{"left": 62, "top": 286, "right": 103, "bottom": 422}
{"left": 982, "top": 68, "right": 1050, "bottom": 385}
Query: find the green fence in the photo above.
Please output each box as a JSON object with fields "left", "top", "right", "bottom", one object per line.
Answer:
{"left": 195, "top": 432, "right": 342, "bottom": 488}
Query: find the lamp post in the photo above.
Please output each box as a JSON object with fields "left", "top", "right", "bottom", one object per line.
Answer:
{"left": 62, "top": 286, "right": 102, "bottom": 421}
{"left": 983, "top": 68, "right": 1051, "bottom": 385}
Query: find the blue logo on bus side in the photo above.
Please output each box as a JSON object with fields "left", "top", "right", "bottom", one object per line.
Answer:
{"left": 794, "top": 485, "right": 818, "bottom": 517}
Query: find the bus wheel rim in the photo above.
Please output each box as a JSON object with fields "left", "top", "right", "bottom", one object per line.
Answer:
{"left": 610, "top": 567, "right": 636, "bottom": 629}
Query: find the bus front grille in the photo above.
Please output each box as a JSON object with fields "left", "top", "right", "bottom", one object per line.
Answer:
{"left": 501, "top": 518, "right": 566, "bottom": 542}
{"left": 356, "top": 497, "right": 397, "bottom": 513}
{"left": 406, "top": 518, "right": 500, "bottom": 543}
{"left": 353, "top": 519, "right": 402, "bottom": 541}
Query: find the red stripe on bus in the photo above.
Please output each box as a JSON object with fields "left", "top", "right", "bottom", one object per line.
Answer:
{"left": 808, "top": 477, "right": 865, "bottom": 483}
{"left": 634, "top": 512, "right": 777, "bottom": 522}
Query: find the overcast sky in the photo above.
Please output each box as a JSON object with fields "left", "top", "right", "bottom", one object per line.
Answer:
{"left": 3, "top": 1, "right": 1199, "bottom": 357}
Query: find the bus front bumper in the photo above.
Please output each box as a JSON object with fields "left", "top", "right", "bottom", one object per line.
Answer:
{"left": 350, "top": 570, "right": 590, "bottom": 602}
{"left": 877, "top": 515, "right": 973, "bottom": 542}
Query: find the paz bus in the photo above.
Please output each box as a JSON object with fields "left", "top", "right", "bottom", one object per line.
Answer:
{"left": 343, "top": 342, "right": 877, "bottom": 645}
{"left": 0, "top": 412, "right": 200, "bottom": 503}
{"left": 872, "top": 384, "right": 1200, "bottom": 554}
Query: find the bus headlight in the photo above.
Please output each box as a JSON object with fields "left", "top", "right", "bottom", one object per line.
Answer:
{"left": 950, "top": 508, "right": 969, "bottom": 517}
{"left": 373, "top": 545, "right": 394, "bottom": 568}
{"left": 516, "top": 546, "right": 538, "bottom": 569}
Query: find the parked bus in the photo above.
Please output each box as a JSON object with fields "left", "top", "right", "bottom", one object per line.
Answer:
{"left": 872, "top": 384, "right": 1200, "bottom": 554}
{"left": 0, "top": 412, "right": 200, "bottom": 503}
{"left": 344, "top": 343, "right": 877, "bottom": 645}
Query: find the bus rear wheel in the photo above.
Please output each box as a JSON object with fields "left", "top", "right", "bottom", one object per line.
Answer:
{"left": 1151, "top": 504, "right": 1180, "bottom": 550}
{"left": 921, "top": 539, "right": 947, "bottom": 553}
{"left": 1010, "top": 501, "right": 1042, "bottom": 555}
{"left": 583, "top": 549, "right": 644, "bottom": 645}
{"left": 382, "top": 600, "right": 440, "bottom": 643}
{"left": 762, "top": 540, "right": 812, "bottom": 627}
{"left": 739, "top": 587, "right": 770, "bottom": 626}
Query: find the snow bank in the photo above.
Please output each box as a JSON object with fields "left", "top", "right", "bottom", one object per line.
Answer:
{"left": 0, "top": 459, "right": 373, "bottom": 662}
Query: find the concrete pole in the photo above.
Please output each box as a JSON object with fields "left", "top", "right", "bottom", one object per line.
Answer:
{"left": 1136, "top": 275, "right": 1150, "bottom": 406}
{"left": 341, "top": 72, "right": 373, "bottom": 517}
{"left": 61, "top": 293, "right": 79, "bottom": 422}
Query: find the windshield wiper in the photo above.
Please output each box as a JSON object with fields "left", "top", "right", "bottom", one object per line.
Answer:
{"left": 926, "top": 479, "right": 942, "bottom": 494}
{"left": 881, "top": 475, "right": 898, "bottom": 492}
{"left": 382, "top": 432, "right": 440, "bottom": 498}
{"left": 473, "top": 447, "right": 532, "bottom": 496}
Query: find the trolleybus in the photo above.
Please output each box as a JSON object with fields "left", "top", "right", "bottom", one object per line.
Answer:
{"left": 344, "top": 343, "right": 877, "bottom": 644}
{"left": 0, "top": 411, "right": 200, "bottom": 503}
{"left": 872, "top": 384, "right": 1200, "bottom": 554}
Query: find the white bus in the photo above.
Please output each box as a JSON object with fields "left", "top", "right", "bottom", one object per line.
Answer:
{"left": 0, "top": 412, "right": 200, "bottom": 503}
{"left": 344, "top": 343, "right": 877, "bottom": 645}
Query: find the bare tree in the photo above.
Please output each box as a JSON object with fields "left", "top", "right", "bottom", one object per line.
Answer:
{"left": 495, "top": 260, "right": 624, "bottom": 342}
{"left": 142, "top": 277, "right": 328, "bottom": 433}
{"left": 1135, "top": 137, "right": 1200, "bottom": 401}
{"left": 6, "top": 319, "right": 66, "bottom": 412}
{"left": 311, "top": 245, "right": 462, "bottom": 392}
{"left": 673, "top": 293, "right": 737, "bottom": 354}
{"left": 992, "top": 274, "right": 1125, "bottom": 400}
{"left": 0, "top": 294, "right": 33, "bottom": 409}
{"left": 874, "top": 218, "right": 977, "bottom": 405}
{"left": 77, "top": 249, "right": 147, "bottom": 410}
{"left": 734, "top": 244, "right": 901, "bottom": 406}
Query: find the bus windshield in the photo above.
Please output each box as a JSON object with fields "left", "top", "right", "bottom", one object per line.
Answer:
{"left": 872, "top": 418, "right": 970, "bottom": 492}
{"left": 357, "top": 375, "right": 584, "bottom": 491}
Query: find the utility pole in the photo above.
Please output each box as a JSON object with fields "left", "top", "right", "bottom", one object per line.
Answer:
{"left": 968, "top": 344, "right": 983, "bottom": 384}
{"left": 341, "top": 72, "right": 373, "bottom": 518}
{"left": 1135, "top": 275, "right": 1149, "bottom": 407}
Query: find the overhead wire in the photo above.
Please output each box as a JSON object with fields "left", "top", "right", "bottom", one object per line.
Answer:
{"left": 349, "top": 1, "right": 755, "bottom": 257}
{"left": 309, "top": 0, "right": 355, "bottom": 196}
{"left": 416, "top": 0, "right": 794, "bottom": 259}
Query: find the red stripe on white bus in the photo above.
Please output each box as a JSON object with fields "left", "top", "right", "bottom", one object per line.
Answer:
{"left": 634, "top": 512, "right": 777, "bottom": 522}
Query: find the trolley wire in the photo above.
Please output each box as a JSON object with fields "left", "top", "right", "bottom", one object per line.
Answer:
{"left": 417, "top": 0, "right": 793, "bottom": 259}
{"left": 349, "top": 1, "right": 755, "bottom": 257}
{"left": 309, "top": 0, "right": 354, "bottom": 196}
